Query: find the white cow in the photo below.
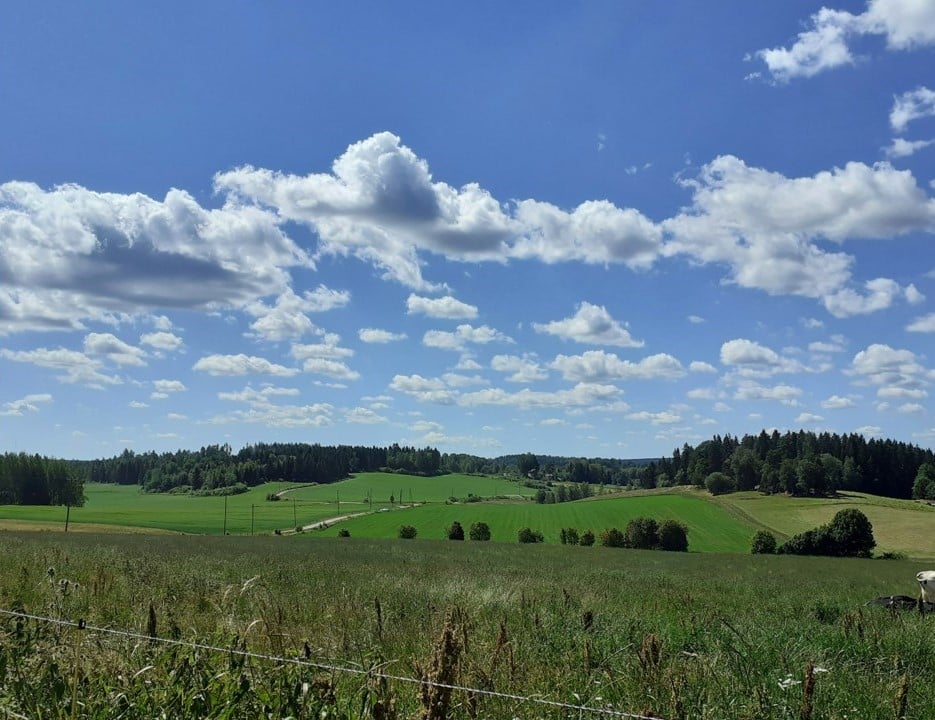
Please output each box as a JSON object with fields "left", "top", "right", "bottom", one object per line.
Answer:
{"left": 917, "top": 571, "right": 935, "bottom": 613}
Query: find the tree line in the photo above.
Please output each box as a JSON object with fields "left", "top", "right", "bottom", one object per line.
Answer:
{"left": 0, "top": 453, "right": 85, "bottom": 506}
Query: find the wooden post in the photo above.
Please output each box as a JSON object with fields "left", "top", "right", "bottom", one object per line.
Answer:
{"left": 64, "top": 504, "right": 70, "bottom": 532}
{"left": 293, "top": 498, "right": 297, "bottom": 528}
{"left": 251, "top": 504, "right": 255, "bottom": 536}
{"left": 223, "top": 496, "right": 228, "bottom": 535}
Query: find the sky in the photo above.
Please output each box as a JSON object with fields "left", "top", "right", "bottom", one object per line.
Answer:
{"left": 1, "top": 1, "right": 935, "bottom": 461}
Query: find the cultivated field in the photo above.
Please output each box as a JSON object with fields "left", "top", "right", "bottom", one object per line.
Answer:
{"left": 1, "top": 531, "right": 932, "bottom": 719}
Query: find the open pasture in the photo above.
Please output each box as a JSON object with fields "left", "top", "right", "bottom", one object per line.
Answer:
{"left": 315, "top": 493, "right": 758, "bottom": 552}
{"left": 1, "top": 531, "right": 933, "bottom": 718}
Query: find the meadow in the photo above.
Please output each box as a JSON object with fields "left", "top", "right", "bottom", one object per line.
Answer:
{"left": 1, "top": 531, "right": 933, "bottom": 719}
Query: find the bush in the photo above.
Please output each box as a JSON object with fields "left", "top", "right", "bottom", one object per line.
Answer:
{"left": 398, "top": 524, "right": 417, "bottom": 539}
{"left": 337, "top": 528, "right": 350, "bottom": 538}
{"left": 779, "top": 509, "right": 875, "bottom": 558}
{"left": 447, "top": 521, "right": 465, "bottom": 541}
{"left": 705, "top": 471, "right": 735, "bottom": 496}
{"left": 579, "top": 529, "right": 595, "bottom": 546}
{"left": 599, "top": 527, "right": 626, "bottom": 548}
{"left": 624, "top": 517, "right": 659, "bottom": 549}
{"left": 750, "top": 530, "right": 777, "bottom": 554}
{"left": 560, "top": 527, "right": 579, "bottom": 545}
{"left": 469, "top": 521, "right": 491, "bottom": 541}
{"left": 517, "top": 527, "right": 544, "bottom": 544}
{"left": 658, "top": 520, "right": 689, "bottom": 551}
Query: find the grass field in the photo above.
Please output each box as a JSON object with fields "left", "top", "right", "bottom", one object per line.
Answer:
{"left": 1, "top": 531, "right": 933, "bottom": 718}
{"left": 315, "top": 492, "right": 756, "bottom": 552}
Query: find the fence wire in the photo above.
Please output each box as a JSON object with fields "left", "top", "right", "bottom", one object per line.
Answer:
{"left": 0, "top": 607, "right": 665, "bottom": 720}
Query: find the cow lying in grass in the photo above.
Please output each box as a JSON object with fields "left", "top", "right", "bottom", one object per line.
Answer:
{"left": 866, "top": 571, "right": 935, "bottom": 614}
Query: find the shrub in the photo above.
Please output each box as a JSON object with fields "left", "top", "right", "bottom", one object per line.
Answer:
{"left": 779, "top": 509, "right": 875, "bottom": 558}
{"left": 447, "top": 521, "right": 465, "bottom": 541}
{"left": 560, "top": 527, "right": 579, "bottom": 545}
{"left": 517, "top": 527, "right": 544, "bottom": 544}
{"left": 337, "top": 528, "right": 350, "bottom": 538}
{"left": 469, "top": 521, "right": 491, "bottom": 541}
{"left": 705, "top": 471, "right": 735, "bottom": 496}
{"left": 398, "top": 524, "right": 417, "bottom": 539}
{"left": 579, "top": 529, "right": 595, "bottom": 546}
{"left": 750, "top": 530, "right": 777, "bottom": 554}
{"left": 658, "top": 520, "right": 689, "bottom": 552}
{"left": 599, "top": 528, "right": 626, "bottom": 548}
{"left": 624, "top": 517, "right": 659, "bottom": 549}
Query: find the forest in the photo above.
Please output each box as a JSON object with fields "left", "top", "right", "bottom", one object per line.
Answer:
{"left": 0, "top": 453, "right": 85, "bottom": 506}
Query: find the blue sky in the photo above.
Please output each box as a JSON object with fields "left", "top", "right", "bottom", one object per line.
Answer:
{"left": 2, "top": 0, "right": 935, "bottom": 460}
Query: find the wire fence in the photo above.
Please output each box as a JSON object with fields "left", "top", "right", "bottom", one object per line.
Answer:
{"left": 0, "top": 607, "right": 665, "bottom": 720}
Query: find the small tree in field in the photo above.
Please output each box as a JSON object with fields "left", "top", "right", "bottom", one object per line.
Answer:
{"left": 705, "top": 471, "right": 735, "bottom": 496}
{"left": 579, "top": 529, "right": 595, "bottom": 546}
{"left": 599, "top": 528, "right": 626, "bottom": 548}
{"left": 624, "top": 517, "right": 659, "bottom": 549}
{"left": 750, "top": 530, "right": 777, "bottom": 554}
{"left": 398, "top": 524, "right": 417, "bottom": 539}
{"left": 517, "top": 527, "right": 544, "bottom": 544}
{"left": 561, "top": 527, "right": 579, "bottom": 545}
{"left": 447, "top": 521, "right": 465, "bottom": 540}
{"left": 658, "top": 520, "right": 688, "bottom": 551}
{"left": 469, "top": 521, "right": 491, "bottom": 541}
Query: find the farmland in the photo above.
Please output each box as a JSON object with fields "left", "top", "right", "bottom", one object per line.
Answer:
{"left": 2, "top": 530, "right": 934, "bottom": 718}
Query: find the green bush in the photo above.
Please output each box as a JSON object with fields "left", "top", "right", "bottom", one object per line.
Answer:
{"left": 398, "top": 524, "right": 417, "bottom": 539}
{"left": 750, "top": 530, "right": 777, "bottom": 554}
{"left": 779, "top": 509, "right": 875, "bottom": 558}
{"left": 579, "top": 529, "right": 595, "bottom": 546}
{"left": 658, "top": 520, "right": 689, "bottom": 552}
{"left": 560, "top": 527, "right": 579, "bottom": 545}
{"left": 469, "top": 521, "right": 491, "bottom": 541}
{"left": 337, "top": 528, "right": 351, "bottom": 538}
{"left": 705, "top": 471, "right": 735, "bottom": 496}
{"left": 447, "top": 521, "right": 465, "bottom": 540}
{"left": 599, "top": 528, "right": 626, "bottom": 548}
{"left": 624, "top": 517, "right": 659, "bottom": 549}
{"left": 517, "top": 527, "right": 544, "bottom": 544}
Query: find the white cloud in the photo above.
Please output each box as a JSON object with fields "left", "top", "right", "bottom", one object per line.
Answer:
{"left": 856, "top": 424, "right": 883, "bottom": 437}
{"left": 689, "top": 361, "right": 717, "bottom": 373}
{"left": 423, "top": 324, "right": 512, "bottom": 351}
{"left": 533, "top": 302, "right": 644, "bottom": 347}
{"left": 152, "top": 379, "right": 187, "bottom": 394}
{"left": 245, "top": 286, "right": 349, "bottom": 341}
{"left": 884, "top": 137, "right": 935, "bottom": 158}
{"left": 128, "top": 400, "right": 149, "bottom": 409}
{"left": 459, "top": 382, "right": 621, "bottom": 410}
{"left": 808, "top": 335, "right": 847, "bottom": 353}
{"left": 907, "top": 312, "right": 935, "bottom": 332}
{"left": 626, "top": 410, "right": 682, "bottom": 425}
{"left": 891, "top": 86, "right": 935, "bottom": 132}
{"left": 720, "top": 339, "right": 803, "bottom": 376}
{"left": 0, "top": 347, "right": 121, "bottom": 388}
{"left": 821, "top": 395, "right": 856, "bottom": 409}
{"left": 905, "top": 284, "right": 925, "bottom": 304}
{"left": 441, "top": 372, "right": 488, "bottom": 388}
{"left": 345, "top": 407, "right": 388, "bottom": 424}
{"left": 301, "top": 357, "right": 360, "bottom": 381}
{"left": 795, "top": 412, "right": 824, "bottom": 424}
{"left": 849, "top": 343, "right": 930, "bottom": 397}
{"left": 291, "top": 335, "right": 354, "bottom": 360}
{"left": 140, "top": 331, "right": 183, "bottom": 352}
{"left": 0, "top": 180, "right": 308, "bottom": 334}
{"left": 687, "top": 388, "right": 716, "bottom": 400}
{"left": 898, "top": 402, "right": 925, "bottom": 414}
{"left": 406, "top": 294, "right": 478, "bottom": 319}
{"left": 358, "top": 328, "right": 407, "bottom": 343}
{"left": 490, "top": 354, "right": 548, "bottom": 383}
{"left": 389, "top": 374, "right": 457, "bottom": 404}
{"left": 0, "top": 393, "right": 53, "bottom": 416}
{"left": 688, "top": 315, "right": 705, "bottom": 324}
{"left": 218, "top": 385, "right": 300, "bottom": 404}
{"left": 550, "top": 350, "right": 685, "bottom": 382}
{"left": 755, "top": 2, "right": 935, "bottom": 82}
{"left": 733, "top": 380, "right": 802, "bottom": 406}
{"left": 878, "top": 386, "right": 927, "bottom": 399}
{"left": 192, "top": 353, "right": 298, "bottom": 377}
{"left": 84, "top": 332, "right": 147, "bottom": 367}
{"left": 664, "top": 156, "right": 935, "bottom": 316}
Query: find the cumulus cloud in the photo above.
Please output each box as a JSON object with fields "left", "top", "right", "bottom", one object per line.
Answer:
{"left": 626, "top": 410, "right": 682, "bottom": 425}
{"left": 459, "top": 382, "right": 621, "bottom": 410}
{"left": 755, "top": 1, "right": 935, "bottom": 82}
{"left": 490, "top": 354, "right": 548, "bottom": 383}
{"left": 389, "top": 374, "right": 457, "bottom": 404}
{"left": 733, "top": 380, "right": 802, "bottom": 406}
{"left": 891, "top": 86, "right": 935, "bottom": 132}
{"left": 663, "top": 156, "right": 935, "bottom": 316}
{"left": 152, "top": 379, "right": 187, "bottom": 394}
{"left": 84, "top": 332, "right": 147, "bottom": 366}
{"left": 795, "top": 412, "right": 824, "bottom": 424}
{"left": 245, "top": 286, "right": 350, "bottom": 341}
{"left": 358, "top": 327, "right": 407, "bottom": 343}
{"left": 884, "top": 137, "right": 935, "bottom": 158}
{"left": 406, "top": 294, "right": 478, "bottom": 319}
{"left": 533, "top": 302, "right": 644, "bottom": 347}
{"left": 720, "top": 339, "right": 803, "bottom": 376}
{"left": 821, "top": 394, "right": 857, "bottom": 409}
{"left": 689, "top": 361, "right": 718, "bottom": 373}
{"left": 140, "top": 331, "right": 183, "bottom": 352}
{"left": 0, "top": 180, "right": 308, "bottom": 333}
{"left": 192, "top": 353, "right": 298, "bottom": 377}
{"left": 550, "top": 350, "right": 685, "bottom": 382}
{"left": 0, "top": 347, "right": 121, "bottom": 388}
{"left": 849, "top": 343, "right": 931, "bottom": 396}
{"left": 423, "top": 324, "right": 513, "bottom": 351}
{"left": 345, "top": 407, "right": 388, "bottom": 424}
{"left": 0, "top": 393, "right": 52, "bottom": 416}
{"left": 907, "top": 312, "right": 935, "bottom": 332}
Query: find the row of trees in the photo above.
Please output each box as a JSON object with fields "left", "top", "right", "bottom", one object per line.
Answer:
{"left": 661, "top": 431, "right": 934, "bottom": 499}
{"left": 751, "top": 509, "right": 876, "bottom": 558}
{"left": 0, "top": 453, "right": 85, "bottom": 507}
{"left": 80, "top": 443, "right": 448, "bottom": 493}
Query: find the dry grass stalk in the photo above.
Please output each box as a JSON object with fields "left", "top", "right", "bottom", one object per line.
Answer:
{"left": 800, "top": 661, "right": 815, "bottom": 720}
{"left": 417, "top": 608, "right": 463, "bottom": 720}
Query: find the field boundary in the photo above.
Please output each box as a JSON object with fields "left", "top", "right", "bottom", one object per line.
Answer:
{"left": 0, "top": 607, "right": 666, "bottom": 720}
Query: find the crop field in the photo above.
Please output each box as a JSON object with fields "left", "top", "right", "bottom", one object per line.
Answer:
{"left": 316, "top": 493, "right": 756, "bottom": 552}
{"left": 1, "top": 531, "right": 933, "bottom": 719}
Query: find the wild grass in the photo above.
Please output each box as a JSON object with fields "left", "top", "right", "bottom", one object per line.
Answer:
{"left": 1, "top": 531, "right": 933, "bottom": 718}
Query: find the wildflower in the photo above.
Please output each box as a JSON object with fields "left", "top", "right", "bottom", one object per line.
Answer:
{"left": 778, "top": 674, "right": 801, "bottom": 691}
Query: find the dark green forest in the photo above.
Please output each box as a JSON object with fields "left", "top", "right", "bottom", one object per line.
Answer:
{"left": 0, "top": 453, "right": 85, "bottom": 506}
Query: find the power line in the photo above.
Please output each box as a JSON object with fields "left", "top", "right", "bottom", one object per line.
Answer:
{"left": 0, "top": 607, "right": 664, "bottom": 720}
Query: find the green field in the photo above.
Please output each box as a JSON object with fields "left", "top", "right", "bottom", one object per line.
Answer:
{"left": 316, "top": 492, "right": 756, "bottom": 552}
{"left": 1, "top": 531, "right": 934, "bottom": 718}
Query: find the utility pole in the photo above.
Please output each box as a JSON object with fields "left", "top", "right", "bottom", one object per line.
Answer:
{"left": 251, "top": 504, "right": 255, "bottom": 536}
{"left": 64, "top": 504, "right": 70, "bottom": 532}
{"left": 223, "top": 496, "right": 228, "bottom": 535}
{"left": 293, "top": 498, "right": 297, "bottom": 528}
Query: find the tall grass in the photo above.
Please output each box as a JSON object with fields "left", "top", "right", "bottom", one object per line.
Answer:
{"left": 1, "top": 531, "right": 932, "bottom": 718}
